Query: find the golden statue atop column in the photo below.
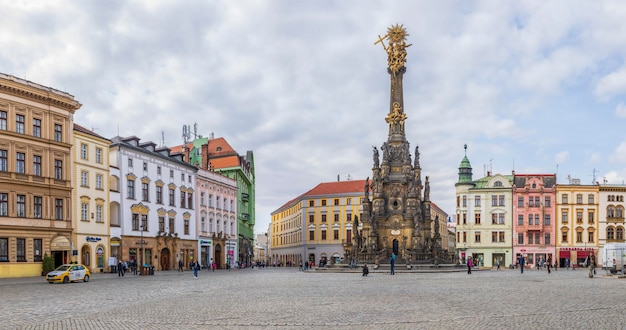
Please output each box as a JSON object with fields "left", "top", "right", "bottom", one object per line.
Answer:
{"left": 374, "top": 24, "right": 412, "bottom": 76}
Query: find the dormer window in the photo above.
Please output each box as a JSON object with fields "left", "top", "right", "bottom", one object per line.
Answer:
{"left": 494, "top": 181, "right": 503, "bottom": 187}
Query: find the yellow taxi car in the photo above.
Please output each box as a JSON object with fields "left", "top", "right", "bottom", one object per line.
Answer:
{"left": 46, "top": 263, "right": 90, "bottom": 284}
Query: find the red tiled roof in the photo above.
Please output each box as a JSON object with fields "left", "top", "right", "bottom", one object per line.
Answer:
{"left": 210, "top": 155, "right": 240, "bottom": 169}
{"left": 303, "top": 179, "right": 367, "bottom": 197}
{"left": 73, "top": 123, "right": 110, "bottom": 141}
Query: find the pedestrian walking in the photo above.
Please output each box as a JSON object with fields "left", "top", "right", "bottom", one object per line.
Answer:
{"left": 467, "top": 257, "right": 473, "bottom": 274}
{"left": 588, "top": 253, "right": 596, "bottom": 278}
{"left": 390, "top": 253, "right": 396, "bottom": 275}
{"left": 178, "top": 260, "right": 183, "bottom": 272}
{"left": 192, "top": 261, "right": 199, "bottom": 278}
{"left": 546, "top": 255, "right": 552, "bottom": 274}
{"left": 212, "top": 261, "right": 216, "bottom": 272}
{"left": 362, "top": 263, "right": 369, "bottom": 277}
{"left": 519, "top": 255, "right": 526, "bottom": 274}
{"left": 118, "top": 260, "right": 124, "bottom": 277}
{"left": 565, "top": 258, "right": 570, "bottom": 270}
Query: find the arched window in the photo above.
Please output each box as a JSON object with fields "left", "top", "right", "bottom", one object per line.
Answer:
{"left": 617, "top": 206, "right": 624, "bottom": 218}
{"left": 494, "top": 181, "right": 503, "bottom": 187}
{"left": 607, "top": 226, "right": 615, "bottom": 240}
{"left": 617, "top": 227, "right": 624, "bottom": 241}
{"left": 607, "top": 206, "right": 615, "bottom": 217}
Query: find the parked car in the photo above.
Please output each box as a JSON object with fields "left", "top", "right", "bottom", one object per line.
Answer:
{"left": 46, "top": 264, "right": 90, "bottom": 284}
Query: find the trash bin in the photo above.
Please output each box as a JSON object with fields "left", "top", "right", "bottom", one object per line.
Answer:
{"left": 140, "top": 266, "right": 149, "bottom": 276}
{"left": 149, "top": 266, "right": 154, "bottom": 275}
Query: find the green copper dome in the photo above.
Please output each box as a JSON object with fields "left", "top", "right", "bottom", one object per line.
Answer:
{"left": 457, "top": 144, "right": 473, "bottom": 184}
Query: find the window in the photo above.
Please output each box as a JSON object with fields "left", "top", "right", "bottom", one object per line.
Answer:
{"left": 169, "top": 188, "right": 175, "bottom": 206}
{"left": 607, "top": 227, "right": 615, "bottom": 240}
{"left": 33, "top": 155, "right": 41, "bottom": 176}
{"left": 492, "top": 232, "right": 497, "bottom": 242}
{"left": 475, "top": 213, "right": 481, "bottom": 225}
{"left": 80, "top": 144, "right": 88, "bottom": 159}
{"left": 475, "top": 196, "right": 481, "bottom": 207}
{"left": 309, "top": 214, "right": 314, "bottom": 223}
{"left": 141, "top": 215, "right": 148, "bottom": 232}
{"left": 576, "top": 211, "right": 583, "bottom": 224}
{"left": 55, "top": 199, "right": 63, "bottom": 220}
{"left": 156, "top": 186, "right": 163, "bottom": 204}
{"left": 169, "top": 170, "right": 173, "bottom": 178}
{"left": 347, "top": 198, "right": 352, "bottom": 205}
{"left": 96, "top": 174, "right": 103, "bottom": 190}
{"left": 54, "top": 160, "right": 62, "bottom": 179}
{"left": 475, "top": 232, "right": 481, "bottom": 243}
{"left": 34, "top": 239, "right": 42, "bottom": 262}
{"left": 544, "top": 233, "right": 551, "bottom": 245}
{"left": 180, "top": 191, "right": 186, "bottom": 208}
{"left": 157, "top": 166, "right": 161, "bottom": 175}
{"left": 0, "top": 111, "right": 6, "bottom": 130}
{"left": 321, "top": 230, "right": 327, "bottom": 240}
{"left": 517, "top": 215, "right": 524, "bottom": 226}
{"left": 34, "top": 196, "right": 42, "bottom": 219}
{"left": 321, "top": 199, "right": 327, "bottom": 206}
{"left": 491, "top": 195, "right": 497, "bottom": 206}
{"left": 544, "top": 214, "right": 551, "bottom": 226}
{"left": 127, "top": 179, "right": 135, "bottom": 199}
{"left": 518, "top": 196, "right": 524, "bottom": 207}
{"left": 16, "top": 114, "right": 25, "bottom": 134}
{"left": 95, "top": 148, "right": 102, "bottom": 163}
{"left": 518, "top": 233, "right": 524, "bottom": 244}
{"left": 576, "top": 231, "right": 583, "bottom": 243}
{"left": 16, "top": 238, "right": 26, "bottom": 262}
{"left": 561, "top": 211, "right": 568, "bottom": 223}
{"left": 334, "top": 229, "right": 339, "bottom": 240}
{"left": 334, "top": 214, "right": 339, "bottom": 222}
{"left": 528, "top": 215, "right": 533, "bottom": 225}
{"left": 169, "top": 217, "right": 175, "bottom": 234}
{"left": 159, "top": 216, "right": 165, "bottom": 232}
{"left": 617, "top": 227, "right": 624, "bottom": 240}
{"left": 132, "top": 214, "right": 139, "bottom": 231}
{"left": 33, "top": 119, "right": 41, "bottom": 137}
{"left": 128, "top": 158, "right": 133, "bottom": 167}
{"left": 494, "top": 181, "right": 503, "bottom": 187}
{"left": 321, "top": 214, "right": 326, "bottom": 222}
{"left": 561, "top": 231, "right": 568, "bottom": 243}
{"left": 0, "top": 238, "right": 7, "bottom": 261}
{"left": 16, "top": 195, "right": 26, "bottom": 217}
{"left": 535, "top": 214, "right": 540, "bottom": 225}
{"left": 463, "top": 213, "right": 467, "bottom": 225}
{"left": 0, "top": 150, "right": 6, "bottom": 171}
{"left": 462, "top": 195, "right": 467, "bottom": 207}
{"left": 142, "top": 183, "right": 149, "bottom": 201}
{"left": 617, "top": 207, "right": 623, "bottom": 218}
{"left": 96, "top": 205, "right": 103, "bottom": 222}
{"left": 334, "top": 199, "right": 339, "bottom": 206}
{"left": 588, "top": 194, "right": 594, "bottom": 204}
{"left": 544, "top": 197, "right": 551, "bottom": 207}
{"left": 588, "top": 231, "right": 594, "bottom": 243}
{"left": 347, "top": 213, "right": 352, "bottom": 222}
{"left": 492, "top": 213, "right": 504, "bottom": 224}
{"left": 528, "top": 233, "right": 533, "bottom": 244}
{"left": 0, "top": 193, "right": 7, "bottom": 216}
{"left": 184, "top": 219, "right": 189, "bottom": 235}
{"left": 499, "top": 231, "right": 505, "bottom": 242}
{"left": 16, "top": 152, "right": 25, "bottom": 173}
{"left": 143, "top": 162, "right": 148, "bottom": 171}
{"left": 81, "top": 171, "right": 88, "bottom": 187}
{"left": 309, "top": 230, "right": 315, "bottom": 241}
{"left": 309, "top": 200, "right": 314, "bottom": 207}
{"left": 499, "top": 195, "right": 505, "bottom": 206}
{"left": 188, "top": 192, "right": 193, "bottom": 209}
{"left": 561, "top": 194, "right": 568, "bottom": 204}
{"left": 54, "top": 124, "right": 62, "bottom": 142}
{"left": 81, "top": 203, "right": 89, "bottom": 220}
{"left": 535, "top": 233, "right": 540, "bottom": 244}
{"left": 576, "top": 194, "right": 582, "bottom": 204}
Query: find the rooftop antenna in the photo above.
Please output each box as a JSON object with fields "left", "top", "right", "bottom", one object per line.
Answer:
{"left": 193, "top": 122, "right": 199, "bottom": 139}
{"left": 182, "top": 125, "right": 190, "bottom": 145}
{"left": 160, "top": 131, "right": 167, "bottom": 147}
{"left": 592, "top": 168, "right": 599, "bottom": 184}
{"left": 346, "top": 174, "right": 352, "bottom": 181}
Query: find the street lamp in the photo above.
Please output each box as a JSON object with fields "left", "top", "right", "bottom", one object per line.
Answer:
{"left": 140, "top": 225, "right": 144, "bottom": 271}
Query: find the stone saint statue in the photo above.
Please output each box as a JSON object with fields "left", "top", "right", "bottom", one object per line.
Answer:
{"left": 373, "top": 147, "right": 379, "bottom": 168}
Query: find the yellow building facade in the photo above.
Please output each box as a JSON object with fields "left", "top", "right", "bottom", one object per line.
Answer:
{"left": 555, "top": 184, "right": 599, "bottom": 268}
{"left": 0, "top": 74, "right": 81, "bottom": 277}
{"left": 72, "top": 124, "right": 110, "bottom": 273}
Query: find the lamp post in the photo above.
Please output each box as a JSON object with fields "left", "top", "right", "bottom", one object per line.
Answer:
{"left": 140, "top": 225, "right": 144, "bottom": 272}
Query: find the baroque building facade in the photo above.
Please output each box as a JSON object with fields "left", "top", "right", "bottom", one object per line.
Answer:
{"left": 72, "top": 124, "right": 110, "bottom": 273}
{"left": 0, "top": 74, "right": 81, "bottom": 277}
{"left": 109, "top": 136, "right": 197, "bottom": 271}
{"left": 271, "top": 180, "right": 365, "bottom": 267}
{"left": 597, "top": 184, "right": 625, "bottom": 267}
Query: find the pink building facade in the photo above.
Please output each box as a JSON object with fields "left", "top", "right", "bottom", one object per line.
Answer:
{"left": 512, "top": 174, "right": 557, "bottom": 268}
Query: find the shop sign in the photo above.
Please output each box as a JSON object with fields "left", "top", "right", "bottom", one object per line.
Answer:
{"left": 200, "top": 240, "right": 212, "bottom": 245}
{"left": 560, "top": 247, "right": 595, "bottom": 251}
{"left": 86, "top": 236, "right": 102, "bottom": 242}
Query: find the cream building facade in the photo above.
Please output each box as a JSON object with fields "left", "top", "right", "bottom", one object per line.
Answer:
{"left": 72, "top": 124, "right": 110, "bottom": 273}
{"left": 0, "top": 74, "right": 81, "bottom": 277}
{"left": 598, "top": 184, "right": 626, "bottom": 267}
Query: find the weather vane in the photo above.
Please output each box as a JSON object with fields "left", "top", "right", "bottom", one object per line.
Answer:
{"left": 374, "top": 24, "right": 412, "bottom": 75}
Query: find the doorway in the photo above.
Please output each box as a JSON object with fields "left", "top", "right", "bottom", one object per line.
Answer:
{"left": 215, "top": 244, "right": 222, "bottom": 269}
{"left": 392, "top": 239, "right": 399, "bottom": 256}
{"left": 160, "top": 248, "right": 170, "bottom": 270}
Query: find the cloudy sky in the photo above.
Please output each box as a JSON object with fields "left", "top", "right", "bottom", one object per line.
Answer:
{"left": 3, "top": 1, "right": 626, "bottom": 233}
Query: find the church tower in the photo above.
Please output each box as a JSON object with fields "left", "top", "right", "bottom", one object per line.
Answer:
{"left": 355, "top": 25, "right": 446, "bottom": 265}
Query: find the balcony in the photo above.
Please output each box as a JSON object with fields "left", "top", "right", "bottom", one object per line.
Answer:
{"left": 241, "top": 193, "right": 249, "bottom": 202}
{"left": 241, "top": 213, "right": 250, "bottom": 221}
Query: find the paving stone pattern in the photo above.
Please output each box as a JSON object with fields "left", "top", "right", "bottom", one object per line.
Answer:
{"left": 0, "top": 267, "right": 624, "bottom": 329}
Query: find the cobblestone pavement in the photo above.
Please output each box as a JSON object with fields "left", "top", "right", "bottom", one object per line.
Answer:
{"left": 1, "top": 267, "right": 625, "bottom": 330}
